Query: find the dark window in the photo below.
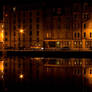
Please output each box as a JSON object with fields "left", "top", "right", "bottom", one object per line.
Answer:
{"left": 58, "top": 25, "right": 61, "bottom": 29}
{"left": 29, "top": 31, "right": 32, "bottom": 36}
{"left": 49, "top": 42, "right": 56, "bottom": 47}
{"left": 30, "top": 18, "right": 32, "bottom": 23}
{"left": 13, "top": 19, "right": 16, "bottom": 24}
{"left": 13, "top": 26, "right": 16, "bottom": 30}
{"left": 37, "top": 37, "right": 39, "bottom": 42}
{"left": 14, "top": 32, "right": 16, "bottom": 36}
{"left": 66, "top": 24, "right": 70, "bottom": 29}
{"left": 18, "top": 18, "right": 21, "bottom": 23}
{"left": 36, "top": 17, "right": 40, "bottom": 23}
{"left": 18, "top": 24, "right": 20, "bottom": 28}
{"left": 37, "top": 24, "right": 39, "bottom": 29}
{"left": 73, "top": 14, "right": 77, "bottom": 20}
{"left": 13, "top": 13, "right": 16, "bottom": 17}
{"left": 23, "top": 19, "right": 25, "bottom": 23}
{"left": 23, "top": 24, "right": 25, "bottom": 28}
{"left": 58, "top": 17, "right": 61, "bottom": 22}
{"left": 36, "top": 12, "right": 40, "bottom": 16}
{"left": 23, "top": 12, "right": 25, "bottom": 17}
{"left": 37, "top": 31, "right": 39, "bottom": 36}
{"left": 30, "top": 12, "right": 32, "bottom": 16}
{"left": 84, "top": 24, "right": 86, "bottom": 29}
{"left": 5, "top": 32, "right": 7, "bottom": 36}
{"left": 5, "top": 38, "right": 8, "bottom": 41}
{"left": 74, "top": 32, "right": 76, "bottom": 38}
{"left": 30, "top": 25, "right": 32, "bottom": 29}
{"left": 84, "top": 14, "right": 88, "bottom": 19}
{"left": 90, "top": 69, "right": 92, "bottom": 74}
{"left": 84, "top": 32, "right": 86, "bottom": 38}
{"left": 30, "top": 37, "right": 32, "bottom": 42}
{"left": 90, "top": 32, "right": 92, "bottom": 38}
{"left": 78, "top": 33, "right": 80, "bottom": 38}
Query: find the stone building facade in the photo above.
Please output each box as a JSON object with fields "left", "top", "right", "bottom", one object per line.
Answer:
{"left": 3, "top": 1, "right": 92, "bottom": 49}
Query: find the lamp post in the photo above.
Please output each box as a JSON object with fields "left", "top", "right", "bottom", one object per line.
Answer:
{"left": 18, "top": 29, "right": 24, "bottom": 50}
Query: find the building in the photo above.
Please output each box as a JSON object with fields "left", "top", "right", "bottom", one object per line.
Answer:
{"left": 0, "top": 21, "right": 4, "bottom": 49}
{"left": 3, "top": 3, "right": 44, "bottom": 49}
{"left": 3, "top": 1, "right": 92, "bottom": 50}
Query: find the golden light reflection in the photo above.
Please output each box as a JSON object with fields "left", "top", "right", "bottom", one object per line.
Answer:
{"left": 19, "top": 74, "right": 24, "bottom": 79}
{"left": 0, "top": 30, "right": 4, "bottom": 42}
{"left": 0, "top": 61, "right": 4, "bottom": 72}
{"left": 86, "top": 68, "right": 92, "bottom": 84}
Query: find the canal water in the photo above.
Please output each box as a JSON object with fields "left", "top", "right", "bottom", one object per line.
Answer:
{"left": 0, "top": 56, "right": 92, "bottom": 92}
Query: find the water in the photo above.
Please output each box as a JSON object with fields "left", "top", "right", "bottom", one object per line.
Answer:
{"left": 0, "top": 56, "right": 92, "bottom": 92}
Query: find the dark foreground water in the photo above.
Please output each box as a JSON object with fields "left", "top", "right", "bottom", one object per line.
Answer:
{"left": 0, "top": 56, "right": 92, "bottom": 92}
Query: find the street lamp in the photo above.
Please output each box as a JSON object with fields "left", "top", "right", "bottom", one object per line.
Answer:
{"left": 19, "top": 29, "right": 24, "bottom": 33}
{"left": 18, "top": 29, "right": 25, "bottom": 49}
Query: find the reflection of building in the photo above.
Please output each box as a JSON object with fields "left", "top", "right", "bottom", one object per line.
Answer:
{"left": 2, "top": 56, "right": 92, "bottom": 91}
{"left": 3, "top": 1, "right": 92, "bottom": 49}
{"left": 0, "top": 21, "right": 4, "bottom": 49}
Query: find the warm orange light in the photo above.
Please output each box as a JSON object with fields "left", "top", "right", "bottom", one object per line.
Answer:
{"left": 19, "top": 74, "right": 24, "bottom": 79}
{"left": 5, "top": 14, "right": 8, "bottom": 17}
{"left": 46, "top": 33, "right": 49, "bottom": 38}
{"left": 34, "top": 58, "right": 41, "bottom": 60}
{"left": 1, "top": 30, "right": 4, "bottom": 42}
{"left": 20, "top": 29, "right": 24, "bottom": 33}
{"left": 0, "top": 61, "right": 4, "bottom": 72}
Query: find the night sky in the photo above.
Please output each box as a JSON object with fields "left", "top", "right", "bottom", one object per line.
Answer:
{"left": 0, "top": 0, "right": 92, "bottom": 20}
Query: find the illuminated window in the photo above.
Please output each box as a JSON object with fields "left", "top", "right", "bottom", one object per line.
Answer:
{"left": 74, "top": 42, "right": 76, "bottom": 45}
{"left": 13, "top": 7, "right": 16, "bottom": 12}
{"left": 46, "top": 33, "right": 49, "bottom": 38}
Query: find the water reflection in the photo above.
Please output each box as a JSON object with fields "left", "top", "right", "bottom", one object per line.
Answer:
{"left": 1, "top": 56, "right": 92, "bottom": 91}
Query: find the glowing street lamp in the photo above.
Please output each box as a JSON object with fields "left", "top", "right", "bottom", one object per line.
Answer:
{"left": 19, "top": 29, "right": 24, "bottom": 33}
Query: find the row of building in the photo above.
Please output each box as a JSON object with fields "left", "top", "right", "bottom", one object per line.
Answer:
{"left": 1, "top": 1, "right": 92, "bottom": 49}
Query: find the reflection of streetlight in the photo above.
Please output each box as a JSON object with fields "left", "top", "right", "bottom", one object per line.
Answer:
{"left": 19, "top": 74, "right": 24, "bottom": 79}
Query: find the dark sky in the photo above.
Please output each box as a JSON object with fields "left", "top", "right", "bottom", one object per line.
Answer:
{"left": 0, "top": 0, "right": 91, "bottom": 20}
